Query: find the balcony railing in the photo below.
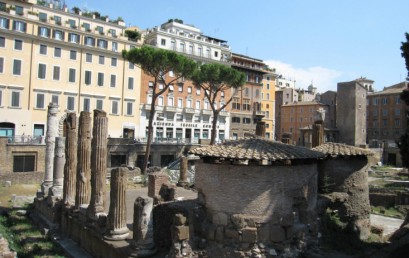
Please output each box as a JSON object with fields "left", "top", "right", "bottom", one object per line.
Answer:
{"left": 165, "top": 106, "right": 177, "bottom": 112}
{"left": 201, "top": 109, "right": 212, "bottom": 115}
{"left": 254, "top": 110, "right": 266, "bottom": 117}
{"left": 184, "top": 107, "right": 195, "bottom": 114}
{"left": 6, "top": 135, "right": 45, "bottom": 145}
{"left": 134, "top": 137, "right": 199, "bottom": 144}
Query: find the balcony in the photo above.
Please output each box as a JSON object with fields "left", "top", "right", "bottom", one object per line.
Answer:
{"left": 184, "top": 107, "right": 195, "bottom": 114}
{"left": 219, "top": 111, "right": 228, "bottom": 116}
{"left": 165, "top": 106, "right": 177, "bottom": 112}
{"left": 254, "top": 110, "right": 266, "bottom": 117}
{"left": 201, "top": 109, "right": 212, "bottom": 115}
{"left": 5, "top": 135, "right": 45, "bottom": 145}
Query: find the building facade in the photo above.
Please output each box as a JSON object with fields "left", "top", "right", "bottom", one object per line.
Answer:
{"left": 261, "top": 70, "right": 277, "bottom": 139}
{"left": 337, "top": 77, "right": 372, "bottom": 147}
{"left": 367, "top": 81, "right": 408, "bottom": 165}
{"left": 140, "top": 20, "right": 231, "bottom": 143}
{"left": 230, "top": 53, "right": 267, "bottom": 139}
{"left": 275, "top": 88, "right": 299, "bottom": 141}
{"left": 0, "top": 0, "right": 141, "bottom": 138}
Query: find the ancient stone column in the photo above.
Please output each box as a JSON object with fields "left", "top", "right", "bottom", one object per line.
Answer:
{"left": 75, "top": 111, "right": 92, "bottom": 209}
{"left": 87, "top": 110, "right": 108, "bottom": 220}
{"left": 63, "top": 113, "right": 77, "bottom": 207}
{"left": 312, "top": 108, "right": 326, "bottom": 148}
{"left": 49, "top": 137, "right": 66, "bottom": 198}
{"left": 104, "top": 167, "right": 129, "bottom": 240}
{"left": 130, "top": 196, "right": 156, "bottom": 257}
{"left": 177, "top": 156, "right": 189, "bottom": 187}
{"left": 41, "top": 103, "right": 59, "bottom": 195}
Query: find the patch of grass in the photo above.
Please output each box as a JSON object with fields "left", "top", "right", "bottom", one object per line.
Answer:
{"left": 0, "top": 208, "right": 66, "bottom": 258}
{"left": 0, "top": 184, "right": 39, "bottom": 208}
{"left": 371, "top": 206, "right": 406, "bottom": 219}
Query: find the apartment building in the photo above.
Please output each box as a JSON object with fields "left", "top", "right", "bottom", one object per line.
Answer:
{"left": 275, "top": 87, "right": 298, "bottom": 141}
{"left": 261, "top": 70, "right": 277, "bottom": 139}
{"left": 337, "top": 77, "right": 372, "bottom": 147}
{"left": 140, "top": 20, "right": 231, "bottom": 142}
{"left": 367, "top": 81, "right": 408, "bottom": 165}
{"left": 280, "top": 100, "right": 329, "bottom": 145}
{"left": 230, "top": 53, "right": 267, "bottom": 139}
{"left": 0, "top": 0, "right": 141, "bottom": 138}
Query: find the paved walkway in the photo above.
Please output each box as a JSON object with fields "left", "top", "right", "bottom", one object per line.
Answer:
{"left": 370, "top": 214, "right": 404, "bottom": 236}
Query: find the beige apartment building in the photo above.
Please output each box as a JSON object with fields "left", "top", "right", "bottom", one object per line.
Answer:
{"left": 261, "top": 70, "right": 277, "bottom": 139}
{"left": 0, "top": 0, "right": 141, "bottom": 138}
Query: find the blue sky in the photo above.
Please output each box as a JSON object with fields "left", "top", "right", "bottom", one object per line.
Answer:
{"left": 67, "top": 0, "right": 409, "bottom": 92}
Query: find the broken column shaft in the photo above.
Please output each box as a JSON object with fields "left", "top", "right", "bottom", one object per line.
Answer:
{"left": 87, "top": 110, "right": 108, "bottom": 220}
{"left": 63, "top": 112, "right": 77, "bottom": 207}
{"left": 49, "top": 136, "right": 65, "bottom": 198}
{"left": 104, "top": 167, "right": 129, "bottom": 240}
{"left": 75, "top": 111, "right": 92, "bottom": 209}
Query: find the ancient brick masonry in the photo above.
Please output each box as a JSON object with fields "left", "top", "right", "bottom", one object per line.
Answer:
{"left": 63, "top": 113, "right": 77, "bottom": 207}
{"left": 104, "top": 166, "right": 129, "bottom": 240}
{"left": 41, "top": 103, "right": 59, "bottom": 195}
{"left": 87, "top": 110, "right": 108, "bottom": 220}
{"left": 75, "top": 111, "right": 92, "bottom": 209}
{"left": 177, "top": 156, "right": 188, "bottom": 187}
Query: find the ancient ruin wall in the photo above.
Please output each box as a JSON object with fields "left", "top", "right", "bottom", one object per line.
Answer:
{"left": 195, "top": 161, "right": 317, "bottom": 220}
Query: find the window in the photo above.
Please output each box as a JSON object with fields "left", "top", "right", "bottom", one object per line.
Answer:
{"left": 97, "top": 72, "right": 104, "bottom": 86}
{"left": 129, "top": 62, "right": 134, "bottom": 69}
{"left": 110, "top": 74, "right": 116, "bottom": 87}
{"left": 53, "top": 66, "right": 60, "bottom": 80}
{"left": 194, "top": 115, "right": 200, "bottom": 123}
{"left": 255, "top": 89, "right": 260, "bottom": 97}
{"left": 373, "top": 98, "right": 379, "bottom": 105}
{"left": 187, "top": 86, "right": 192, "bottom": 94}
{"left": 186, "top": 99, "right": 192, "bottom": 108}
{"left": 266, "top": 83, "right": 270, "bottom": 90}
{"left": 196, "top": 87, "right": 201, "bottom": 95}
{"left": 38, "top": 11, "right": 47, "bottom": 21}
{"left": 126, "top": 102, "right": 133, "bottom": 115}
{"left": 0, "top": 17, "right": 9, "bottom": 29}
{"left": 68, "top": 68, "right": 76, "bottom": 83}
{"left": 13, "top": 59, "right": 22, "bottom": 75}
{"left": 36, "top": 93, "right": 45, "bottom": 109}
{"left": 167, "top": 97, "right": 174, "bottom": 106}
{"left": 86, "top": 53, "right": 92, "bottom": 63}
{"left": 39, "top": 44, "right": 47, "bottom": 55}
{"left": 266, "top": 93, "right": 270, "bottom": 100}
{"left": 214, "top": 51, "right": 218, "bottom": 57}
{"left": 203, "top": 115, "right": 210, "bottom": 123}
{"left": 82, "top": 22, "right": 90, "bottom": 31}
{"left": 395, "top": 109, "right": 401, "bottom": 116}
{"left": 382, "top": 109, "right": 388, "bottom": 116}
{"left": 396, "top": 96, "right": 401, "bottom": 104}
{"left": 97, "top": 39, "right": 107, "bottom": 49}
{"left": 176, "top": 114, "right": 183, "bottom": 122}
{"left": 198, "top": 47, "right": 202, "bottom": 56}
{"left": 38, "top": 63, "right": 46, "bottom": 79}
{"left": 14, "top": 39, "right": 22, "bottom": 50}
{"left": 111, "top": 100, "right": 119, "bottom": 114}
{"left": 382, "top": 97, "right": 388, "bottom": 105}
{"left": 196, "top": 100, "right": 201, "bottom": 109}
{"left": 0, "top": 57, "right": 3, "bottom": 73}
{"left": 232, "top": 98, "right": 240, "bottom": 110}
{"left": 243, "top": 117, "right": 251, "bottom": 124}
{"left": 38, "top": 26, "right": 50, "bottom": 37}
{"left": 83, "top": 98, "right": 90, "bottom": 112}
{"left": 157, "top": 113, "right": 164, "bottom": 121}
{"left": 111, "top": 57, "right": 117, "bottom": 66}
{"left": 53, "top": 15, "right": 61, "bottom": 25}
{"left": 232, "top": 117, "right": 240, "bottom": 123}
{"left": 96, "top": 99, "right": 103, "bottom": 110}
{"left": 178, "top": 84, "right": 183, "bottom": 92}
{"left": 204, "top": 101, "right": 209, "bottom": 110}
{"left": 85, "top": 36, "right": 95, "bottom": 46}
{"left": 243, "top": 99, "right": 251, "bottom": 111}
{"left": 126, "top": 77, "right": 134, "bottom": 90}
{"left": 67, "top": 96, "right": 75, "bottom": 110}
{"left": 189, "top": 45, "right": 193, "bottom": 54}
{"left": 0, "top": 36, "right": 4, "bottom": 47}
{"left": 177, "top": 98, "right": 183, "bottom": 108}
{"left": 161, "top": 39, "right": 166, "bottom": 46}
{"left": 12, "top": 21, "right": 26, "bottom": 32}
{"left": 54, "top": 47, "right": 61, "bottom": 57}
{"left": 53, "top": 30, "right": 64, "bottom": 40}
{"left": 68, "top": 33, "right": 79, "bottom": 43}
{"left": 108, "top": 29, "right": 116, "bottom": 37}
{"left": 99, "top": 55, "right": 105, "bottom": 65}
{"left": 51, "top": 95, "right": 59, "bottom": 105}
{"left": 158, "top": 96, "right": 164, "bottom": 106}
{"left": 112, "top": 42, "right": 118, "bottom": 52}
{"left": 84, "top": 71, "right": 92, "bottom": 85}
{"left": 395, "top": 119, "right": 401, "bottom": 127}
{"left": 11, "top": 91, "right": 20, "bottom": 107}
{"left": 70, "top": 50, "right": 76, "bottom": 60}
{"left": 96, "top": 26, "right": 103, "bottom": 34}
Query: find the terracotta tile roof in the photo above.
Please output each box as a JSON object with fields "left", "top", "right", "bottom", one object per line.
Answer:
{"left": 312, "top": 142, "right": 374, "bottom": 156}
{"left": 190, "top": 138, "right": 325, "bottom": 161}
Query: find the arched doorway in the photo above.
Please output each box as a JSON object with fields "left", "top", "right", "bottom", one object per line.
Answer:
{"left": 0, "top": 122, "right": 15, "bottom": 136}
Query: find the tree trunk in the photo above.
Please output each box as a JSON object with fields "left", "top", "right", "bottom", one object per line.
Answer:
{"left": 210, "top": 111, "right": 219, "bottom": 145}
{"left": 142, "top": 101, "right": 156, "bottom": 174}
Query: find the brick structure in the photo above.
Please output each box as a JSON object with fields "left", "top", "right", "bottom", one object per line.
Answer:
{"left": 148, "top": 172, "right": 169, "bottom": 199}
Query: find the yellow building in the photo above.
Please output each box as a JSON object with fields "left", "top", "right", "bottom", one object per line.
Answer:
{"left": 261, "top": 70, "right": 277, "bottom": 139}
{"left": 0, "top": 0, "right": 141, "bottom": 138}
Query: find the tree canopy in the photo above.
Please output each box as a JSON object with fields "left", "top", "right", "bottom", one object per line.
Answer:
{"left": 399, "top": 33, "right": 409, "bottom": 167}
{"left": 122, "top": 46, "right": 197, "bottom": 173}
{"left": 191, "top": 63, "right": 246, "bottom": 144}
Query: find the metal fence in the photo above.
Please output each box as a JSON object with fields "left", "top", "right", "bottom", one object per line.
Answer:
{"left": 6, "top": 135, "right": 45, "bottom": 145}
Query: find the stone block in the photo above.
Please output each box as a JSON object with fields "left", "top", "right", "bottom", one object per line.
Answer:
{"left": 173, "top": 225, "right": 189, "bottom": 241}
{"left": 174, "top": 213, "right": 187, "bottom": 226}
{"left": 215, "top": 226, "right": 224, "bottom": 242}
{"left": 213, "top": 212, "right": 228, "bottom": 226}
{"left": 225, "top": 227, "right": 240, "bottom": 241}
{"left": 231, "top": 214, "right": 247, "bottom": 229}
{"left": 241, "top": 228, "right": 257, "bottom": 243}
{"left": 206, "top": 224, "right": 217, "bottom": 241}
{"left": 280, "top": 214, "right": 294, "bottom": 227}
{"left": 270, "top": 225, "right": 286, "bottom": 242}
{"left": 257, "top": 224, "right": 270, "bottom": 242}
{"left": 287, "top": 223, "right": 307, "bottom": 240}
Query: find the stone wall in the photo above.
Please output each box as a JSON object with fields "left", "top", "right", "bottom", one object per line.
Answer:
{"left": 0, "top": 171, "right": 44, "bottom": 185}
{"left": 369, "top": 190, "right": 409, "bottom": 207}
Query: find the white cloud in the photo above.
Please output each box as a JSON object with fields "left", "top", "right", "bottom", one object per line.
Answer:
{"left": 264, "top": 60, "right": 343, "bottom": 93}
